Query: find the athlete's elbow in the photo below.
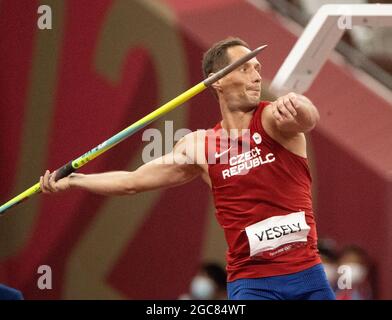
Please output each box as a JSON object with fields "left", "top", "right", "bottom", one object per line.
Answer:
{"left": 120, "top": 172, "right": 139, "bottom": 196}
{"left": 122, "top": 186, "right": 138, "bottom": 196}
{"left": 309, "top": 112, "right": 320, "bottom": 131}
{"left": 301, "top": 109, "right": 320, "bottom": 133}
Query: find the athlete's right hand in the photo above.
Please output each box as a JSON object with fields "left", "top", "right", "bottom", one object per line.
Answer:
{"left": 40, "top": 170, "right": 71, "bottom": 193}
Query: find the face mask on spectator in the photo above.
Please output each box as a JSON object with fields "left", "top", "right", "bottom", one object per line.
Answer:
{"left": 346, "top": 263, "right": 367, "bottom": 285}
{"left": 323, "top": 263, "right": 337, "bottom": 284}
{"left": 190, "top": 275, "right": 215, "bottom": 299}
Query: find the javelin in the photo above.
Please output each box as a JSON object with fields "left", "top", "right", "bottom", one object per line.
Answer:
{"left": 0, "top": 44, "right": 267, "bottom": 215}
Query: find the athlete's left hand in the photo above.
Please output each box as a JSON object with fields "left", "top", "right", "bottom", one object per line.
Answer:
{"left": 271, "top": 92, "right": 312, "bottom": 122}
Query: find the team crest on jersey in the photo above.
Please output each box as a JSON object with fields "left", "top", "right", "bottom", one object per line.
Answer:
{"left": 252, "top": 132, "right": 262, "bottom": 145}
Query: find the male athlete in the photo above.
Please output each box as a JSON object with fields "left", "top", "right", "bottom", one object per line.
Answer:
{"left": 40, "top": 37, "right": 335, "bottom": 300}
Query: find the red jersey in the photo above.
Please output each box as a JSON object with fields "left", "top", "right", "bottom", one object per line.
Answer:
{"left": 205, "top": 101, "right": 321, "bottom": 282}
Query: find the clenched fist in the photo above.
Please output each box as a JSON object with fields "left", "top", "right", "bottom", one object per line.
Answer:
{"left": 271, "top": 92, "right": 313, "bottom": 122}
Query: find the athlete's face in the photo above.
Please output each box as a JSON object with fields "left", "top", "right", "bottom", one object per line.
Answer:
{"left": 214, "top": 45, "right": 262, "bottom": 110}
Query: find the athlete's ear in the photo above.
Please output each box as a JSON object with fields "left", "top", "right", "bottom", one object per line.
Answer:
{"left": 209, "top": 73, "right": 222, "bottom": 92}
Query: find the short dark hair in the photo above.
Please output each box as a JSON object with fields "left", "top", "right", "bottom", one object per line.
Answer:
{"left": 202, "top": 37, "right": 249, "bottom": 79}
{"left": 318, "top": 238, "right": 338, "bottom": 261}
{"left": 339, "top": 245, "right": 370, "bottom": 264}
{"left": 201, "top": 262, "right": 227, "bottom": 290}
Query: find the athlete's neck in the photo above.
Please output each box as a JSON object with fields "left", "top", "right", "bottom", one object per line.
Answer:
{"left": 219, "top": 102, "right": 257, "bottom": 134}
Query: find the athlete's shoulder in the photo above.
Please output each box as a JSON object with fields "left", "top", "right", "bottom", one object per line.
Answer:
{"left": 175, "top": 130, "right": 205, "bottom": 145}
{"left": 174, "top": 130, "right": 207, "bottom": 162}
{"left": 255, "top": 100, "right": 272, "bottom": 119}
{"left": 260, "top": 100, "right": 272, "bottom": 107}
{"left": 181, "top": 129, "right": 207, "bottom": 145}
{"left": 174, "top": 129, "right": 207, "bottom": 158}
{"left": 251, "top": 100, "right": 272, "bottom": 130}
{"left": 259, "top": 100, "right": 272, "bottom": 112}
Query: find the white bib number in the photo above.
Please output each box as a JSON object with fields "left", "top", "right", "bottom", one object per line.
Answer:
{"left": 245, "top": 211, "right": 310, "bottom": 258}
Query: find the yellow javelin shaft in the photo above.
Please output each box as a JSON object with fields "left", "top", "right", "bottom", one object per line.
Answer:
{"left": 72, "top": 82, "right": 207, "bottom": 168}
{"left": 0, "top": 82, "right": 207, "bottom": 214}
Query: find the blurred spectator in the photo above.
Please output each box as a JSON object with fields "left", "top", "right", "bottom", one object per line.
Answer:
{"left": 335, "top": 245, "right": 375, "bottom": 300}
{"left": 318, "top": 238, "right": 339, "bottom": 290}
{"left": 179, "top": 262, "right": 227, "bottom": 300}
{"left": 0, "top": 284, "right": 23, "bottom": 300}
